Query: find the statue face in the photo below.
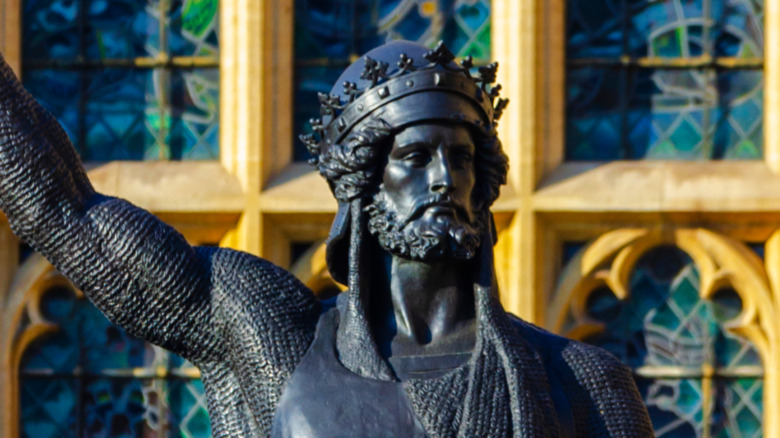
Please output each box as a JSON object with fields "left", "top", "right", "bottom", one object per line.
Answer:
{"left": 383, "top": 123, "right": 475, "bottom": 229}
{"left": 367, "top": 122, "right": 482, "bottom": 261}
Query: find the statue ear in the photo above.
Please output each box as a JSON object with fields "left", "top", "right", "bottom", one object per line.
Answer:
{"left": 325, "top": 203, "right": 351, "bottom": 286}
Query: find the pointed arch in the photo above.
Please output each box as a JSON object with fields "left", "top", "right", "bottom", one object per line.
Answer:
{"left": 548, "top": 228, "right": 778, "bottom": 436}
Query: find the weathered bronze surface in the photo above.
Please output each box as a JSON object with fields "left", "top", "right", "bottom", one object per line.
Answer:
{"left": 0, "top": 41, "right": 654, "bottom": 436}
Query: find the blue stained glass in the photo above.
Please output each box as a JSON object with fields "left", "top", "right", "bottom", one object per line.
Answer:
{"left": 295, "top": 0, "right": 356, "bottom": 59}
{"left": 566, "top": 0, "right": 622, "bottom": 58}
{"left": 85, "top": 0, "right": 159, "bottom": 59}
{"left": 170, "top": 69, "right": 220, "bottom": 160}
{"left": 21, "top": 288, "right": 154, "bottom": 373}
{"left": 571, "top": 67, "right": 764, "bottom": 160}
{"left": 713, "top": 70, "right": 763, "bottom": 159}
{"left": 82, "top": 378, "right": 153, "bottom": 436}
{"left": 629, "top": 0, "right": 707, "bottom": 58}
{"left": 566, "top": 67, "right": 625, "bottom": 160}
{"left": 711, "top": 0, "right": 764, "bottom": 58}
{"left": 636, "top": 377, "right": 704, "bottom": 437}
{"left": 20, "top": 290, "right": 210, "bottom": 435}
{"left": 23, "top": 0, "right": 80, "bottom": 59}
{"left": 581, "top": 245, "right": 764, "bottom": 436}
{"left": 20, "top": 378, "right": 78, "bottom": 437}
{"left": 22, "top": 70, "right": 81, "bottom": 148}
{"left": 169, "top": 0, "right": 220, "bottom": 57}
{"left": 294, "top": 66, "right": 344, "bottom": 161}
{"left": 83, "top": 69, "right": 158, "bottom": 161}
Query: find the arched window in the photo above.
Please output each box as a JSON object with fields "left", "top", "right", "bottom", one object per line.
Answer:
{"left": 585, "top": 246, "right": 762, "bottom": 435}
{"left": 551, "top": 230, "right": 774, "bottom": 437}
{"left": 19, "top": 284, "right": 210, "bottom": 437}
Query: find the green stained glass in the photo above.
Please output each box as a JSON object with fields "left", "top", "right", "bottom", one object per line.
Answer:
{"left": 168, "top": 379, "right": 212, "bottom": 438}
{"left": 170, "top": 69, "right": 220, "bottom": 160}
{"left": 169, "top": 0, "right": 220, "bottom": 57}
{"left": 712, "top": 379, "right": 763, "bottom": 437}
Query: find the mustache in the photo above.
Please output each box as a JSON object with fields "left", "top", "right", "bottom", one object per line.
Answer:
{"left": 401, "top": 193, "right": 470, "bottom": 225}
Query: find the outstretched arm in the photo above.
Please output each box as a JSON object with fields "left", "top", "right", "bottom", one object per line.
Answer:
{"left": 0, "top": 55, "right": 318, "bottom": 364}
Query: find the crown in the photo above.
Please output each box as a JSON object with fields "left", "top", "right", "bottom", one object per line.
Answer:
{"left": 300, "top": 42, "right": 509, "bottom": 165}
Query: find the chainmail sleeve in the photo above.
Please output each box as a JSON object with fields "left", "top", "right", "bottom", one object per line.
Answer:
{"left": 0, "top": 54, "right": 322, "bottom": 368}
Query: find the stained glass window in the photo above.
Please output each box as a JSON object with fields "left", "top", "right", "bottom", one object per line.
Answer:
{"left": 294, "top": 0, "right": 492, "bottom": 161}
{"left": 19, "top": 286, "right": 210, "bottom": 437}
{"left": 566, "top": 0, "right": 764, "bottom": 160}
{"left": 22, "top": 0, "right": 220, "bottom": 161}
{"left": 584, "top": 246, "right": 763, "bottom": 436}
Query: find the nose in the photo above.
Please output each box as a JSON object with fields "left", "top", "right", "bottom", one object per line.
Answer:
{"left": 428, "top": 153, "right": 455, "bottom": 194}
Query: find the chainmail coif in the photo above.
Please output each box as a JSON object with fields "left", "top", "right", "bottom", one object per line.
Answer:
{"left": 0, "top": 55, "right": 653, "bottom": 436}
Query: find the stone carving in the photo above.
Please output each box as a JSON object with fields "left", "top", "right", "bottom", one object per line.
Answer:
{"left": 0, "top": 41, "right": 653, "bottom": 436}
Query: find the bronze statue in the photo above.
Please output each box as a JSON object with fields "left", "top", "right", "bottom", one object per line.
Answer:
{"left": 0, "top": 41, "right": 653, "bottom": 436}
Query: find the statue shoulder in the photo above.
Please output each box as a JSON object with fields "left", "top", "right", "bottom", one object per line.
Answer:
{"left": 508, "top": 315, "right": 626, "bottom": 372}
{"left": 508, "top": 315, "right": 654, "bottom": 436}
{"left": 203, "top": 246, "right": 321, "bottom": 322}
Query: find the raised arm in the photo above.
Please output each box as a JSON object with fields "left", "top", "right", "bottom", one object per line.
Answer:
{"left": 0, "top": 55, "right": 318, "bottom": 364}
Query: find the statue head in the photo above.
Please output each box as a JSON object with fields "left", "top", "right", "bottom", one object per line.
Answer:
{"left": 301, "top": 41, "right": 509, "bottom": 283}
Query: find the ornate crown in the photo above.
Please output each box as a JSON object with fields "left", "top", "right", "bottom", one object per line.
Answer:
{"left": 300, "top": 42, "right": 509, "bottom": 165}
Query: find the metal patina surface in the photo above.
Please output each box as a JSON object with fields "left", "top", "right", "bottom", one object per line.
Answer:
{"left": 0, "top": 41, "right": 653, "bottom": 436}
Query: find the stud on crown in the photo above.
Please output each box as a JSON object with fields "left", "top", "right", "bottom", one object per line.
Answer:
{"left": 300, "top": 42, "right": 509, "bottom": 165}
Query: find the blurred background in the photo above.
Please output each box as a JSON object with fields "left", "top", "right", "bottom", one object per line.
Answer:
{"left": 0, "top": 0, "right": 773, "bottom": 436}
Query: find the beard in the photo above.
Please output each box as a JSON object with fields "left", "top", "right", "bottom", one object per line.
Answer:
{"left": 365, "top": 190, "right": 485, "bottom": 262}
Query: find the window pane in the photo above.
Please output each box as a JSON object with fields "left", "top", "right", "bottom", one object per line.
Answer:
{"left": 19, "top": 289, "right": 210, "bottom": 435}
{"left": 168, "top": 0, "right": 220, "bottom": 57}
{"left": 82, "top": 377, "right": 155, "bottom": 436}
{"left": 21, "top": 69, "right": 81, "bottom": 151}
{"left": 23, "top": 0, "right": 80, "bottom": 59}
{"left": 567, "top": 68, "right": 764, "bottom": 160}
{"left": 84, "top": 0, "right": 159, "bottom": 60}
{"left": 566, "top": 67, "right": 625, "bottom": 160}
{"left": 22, "top": 0, "right": 220, "bottom": 161}
{"left": 565, "top": 0, "right": 764, "bottom": 161}
{"left": 712, "top": 378, "right": 763, "bottom": 437}
{"left": 566, "top": 0, "right": 622, "bottom": 59}
{"left": 170, "top": 68, "right": 220, "bottom": 160}
{"left": 20, "top": 378, "right": 78, "bottom": 437}
{"left": 84, "top": 69, "right": 159, "bottom": 161}
{"left": 168, "top": 379, "right": 212, "bottom": 437}
{"left": 636, "top": 377, "right": 704, "bottom": 437}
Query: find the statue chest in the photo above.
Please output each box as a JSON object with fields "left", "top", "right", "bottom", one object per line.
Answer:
{"left": 271, "top": 311, "right": 427, "bottom": 438}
